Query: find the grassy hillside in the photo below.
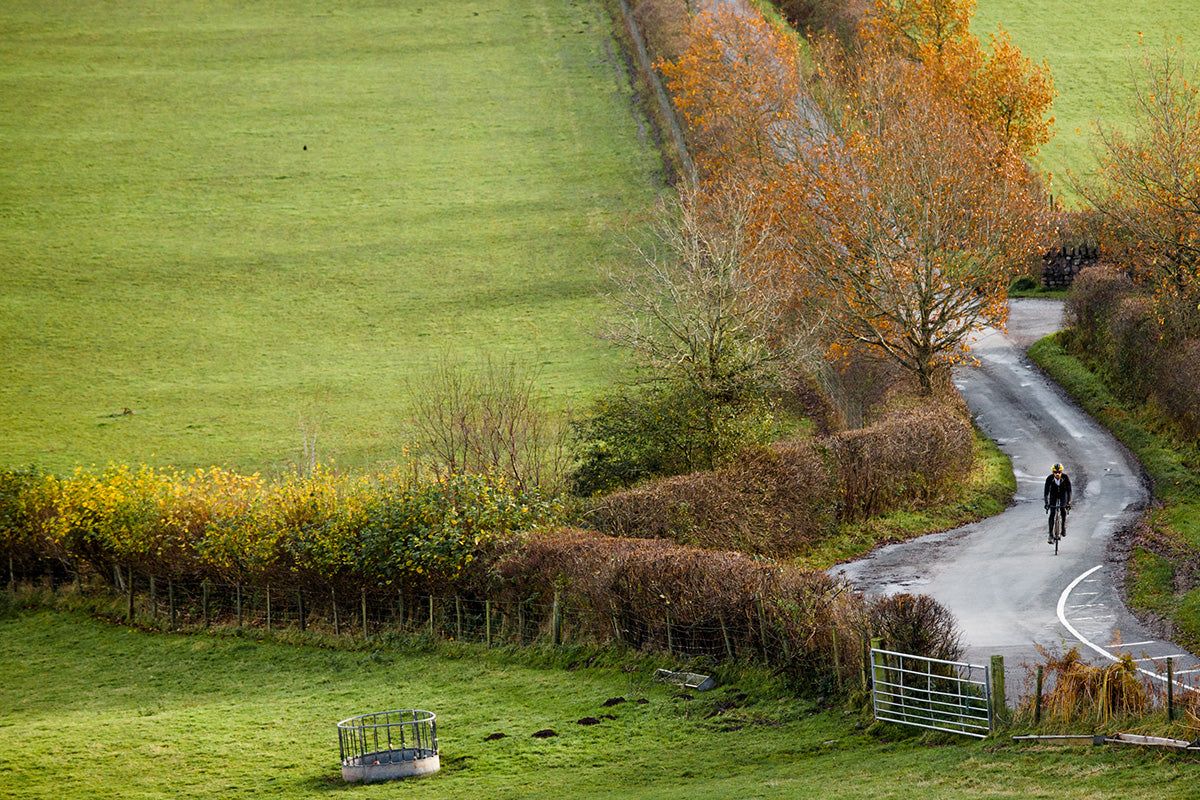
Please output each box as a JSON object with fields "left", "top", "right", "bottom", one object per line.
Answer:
{"left": 1, "top": 607, "right": 1194, "bottom": 800}
{"left": 0, "top": 0, "right": 663, "bottom": 476}
{"left": 974, "top": 0, "right": 1200, "bottom": 202}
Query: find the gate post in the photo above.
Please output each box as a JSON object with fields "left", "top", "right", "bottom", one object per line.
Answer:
{"left": 990, "top": 655, "right": 1007, "bottom": 729}
{"left": 870, "top": 637, "right": 889, "bottom": 716}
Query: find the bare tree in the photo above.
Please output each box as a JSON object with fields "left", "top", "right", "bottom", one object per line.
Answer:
{"left": 601, "top": 182, "right": 824, "bottom": 401}
{"left": 408, "top": 354, "right": 567, "bottom": 493}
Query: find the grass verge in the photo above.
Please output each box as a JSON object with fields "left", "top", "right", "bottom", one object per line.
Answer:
{"left": 1, "top": 604, "right": 1197, "bottom": 799}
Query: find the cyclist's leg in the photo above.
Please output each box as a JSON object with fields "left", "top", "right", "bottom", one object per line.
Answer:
{"left": 1048, "top": 508, "right": 1055, "bottom": 543}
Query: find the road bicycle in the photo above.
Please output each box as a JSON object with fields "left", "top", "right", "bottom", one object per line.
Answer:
{"left": 1047, "top": 502, "right": 1069, "bottom": 555}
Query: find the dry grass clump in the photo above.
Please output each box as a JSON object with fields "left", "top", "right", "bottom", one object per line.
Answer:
{"left": 1035, "top": 647, "right": 1151, "bottom": 725}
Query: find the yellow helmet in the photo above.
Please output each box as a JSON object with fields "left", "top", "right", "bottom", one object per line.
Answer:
{"left": 1052, "top": 463, "right": 1063, "bottom": 474}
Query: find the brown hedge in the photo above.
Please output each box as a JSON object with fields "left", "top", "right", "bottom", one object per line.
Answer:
{"left": 588, "top": 403, "right": 974, "bottom": 555}
{"left": 585, "top": 440, "right": 836, "bottom": 557}
{"left": 484, "top": 527, "right": 863, "bottom": 685}
{"left": 826, "top": 403, "right": 975, "bottom": 521}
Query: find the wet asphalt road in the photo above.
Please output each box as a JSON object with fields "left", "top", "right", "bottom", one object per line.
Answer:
{"left": 832, "top": 299, "right": 1200, "bottom": 696}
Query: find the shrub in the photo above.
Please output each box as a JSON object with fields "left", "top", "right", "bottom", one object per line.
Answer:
{"left": 1153, "top": 338, "right": 1200, "bottom": 440}
{"left": 864, "top": 593, "right": 962, "bottom": 662}
{"left": 632, "top": 0, "right": 690, "bottom": 63}
{"left": 826, "top": 404, "right": 975, "bottom": 521}
{"left": 1063, "top": 264, "right": 1134, "bottom": 356}
{"left": 0, "top": 465, "right": 560, "bottom": 594}
{"left": 568, "top": 382, "right": 782, "bottom": 496}
{"left": 485, "top": 527, "right": 864, "bottom": 689}
{"left": 1108, "top": 295, "right": 1161, "bottom": 401}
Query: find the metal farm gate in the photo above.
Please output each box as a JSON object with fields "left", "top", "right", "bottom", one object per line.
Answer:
{"left": 870, "top": 647, "right": 994, "bottom": 738}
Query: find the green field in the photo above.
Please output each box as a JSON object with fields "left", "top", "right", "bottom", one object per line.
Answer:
{"left": 1, "top": 608, "right": 1196, "bottom": 800}
{"left": 974, "top": 0, "right": 1200, "bottom": 201}
{"left": 0, "top": 0, "right": 663, "bottom": 475}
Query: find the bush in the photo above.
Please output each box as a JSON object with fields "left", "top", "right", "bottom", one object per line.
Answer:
{"left": 1154, "top": 338, "right": 1200, "bottom": 440}
{"left": 1063, "top": 265, "right": 1134, "bottom": 356}
{"left": 568, "top": 382, "right": 782, "bottom": 496}
{"left": 486, "top": 527, "right": 864, "bottom": 689}
{"left": 632, "top": 0, "right": 690, "bottom": 63}
{"left": 1108, "top": 295, "right": 1161, "bottom": 401}
{"left": 826, "top": 404, "right": 975, "bottom": 522}
{"left": 865, "top": 593, "right": 962, "bottom": 662}
{"left": 0, "top": 465, "right": 561, "bottom": 594}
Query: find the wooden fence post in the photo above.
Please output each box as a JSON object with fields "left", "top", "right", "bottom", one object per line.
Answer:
{"left": 202, "top": 579, "right": 209, "bottom": 628}
{"left": 361, "top": 588, "right": 368, "bottom": 640}
{"left": 169, "top": 578, "right": 176, "bottom": 628}
{"left": 832, "top": 627, "right": 842, "bottom": 690}
{"left": 236, "top": 583, "right": 242, "bottom": 628}
{"left": 551, "top": 590, "right": 562, "bottom": 646}
{"left": 1168, "top": 657, "right": 1175, "bottom": 722}
{"left": 1034, "top": 665, "right": 1044, "bottom": 724}
{"left": 455, "top": 596, "right": 462, "bottom": 641}
{"left": 485, "top": 600, "right": 492, "bottom": 648}
{"left": 665, "top": 605, "right": 673, "bottom": 655}
{"left": 297, "top": 589, "right": 306, "bottom": 632}
{"left": 266, "top": 585, "right": 272, "bottom": 632}
{"left": 150, "top": 575, "right": 157, "bottom": 619}
{"left": 990, "top": 655, "right": 1007, "bottom": 728}
{"left": 755, "top": 597, "right": 769, "bottom": 660}
{"left": 127, "top": 565, "right": 134, "bottom": 622}
{"left": 428, "top": 596, "right": 434, "bottom": 636}
{"left": 331, "top": 589, "right": 340, "bottom": 636}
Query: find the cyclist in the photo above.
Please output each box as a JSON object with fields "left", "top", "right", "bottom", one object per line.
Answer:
{"left": 1043, "top": 463, "right": 1072, "bottom": 543}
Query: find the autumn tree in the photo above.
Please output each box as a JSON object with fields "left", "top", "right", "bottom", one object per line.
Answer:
{"left": 661, "top": 6, "right": 1047, "bottom": 394}
{"left": 780, "top": 50, "right": 1047, "bottom": 393}
{"left": 1074, "top": 45, "right": 1200, "bottom": 340}
{"left": 865, "top": 0, "right": 1056, "bottom": 158}
{"left": 659, "top": 6, "right": 809, "bottom": 184}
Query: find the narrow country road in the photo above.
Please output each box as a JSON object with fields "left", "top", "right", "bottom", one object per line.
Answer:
{"left": 833, "top": 298, "right": 1200, "bottom": 696}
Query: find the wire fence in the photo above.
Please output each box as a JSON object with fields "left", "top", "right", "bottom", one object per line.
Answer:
{"left": 7, "top": 565, "right": 860, "bottom": 674}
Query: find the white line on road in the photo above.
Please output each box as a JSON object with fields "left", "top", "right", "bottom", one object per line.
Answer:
{"left": 1058, "top": 565, "right": 1197, "bottom": 693}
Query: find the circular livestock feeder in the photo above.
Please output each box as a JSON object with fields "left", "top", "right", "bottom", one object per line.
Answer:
{"left": 337, "top": 709, "right": 439, "bottom": 783}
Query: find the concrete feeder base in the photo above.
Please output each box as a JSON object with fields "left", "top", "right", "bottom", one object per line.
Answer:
{"left": 341, "top": 748, "right": 440, "bottom": 783}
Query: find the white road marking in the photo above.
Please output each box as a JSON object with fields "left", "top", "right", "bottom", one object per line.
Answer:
{"left": 1057, "top": 565, "right": 1198, "bottom": 693}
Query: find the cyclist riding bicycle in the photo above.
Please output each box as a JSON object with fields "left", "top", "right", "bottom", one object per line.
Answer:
{"left": 1043, "top": 463, "right": 1072, "bottom": 543}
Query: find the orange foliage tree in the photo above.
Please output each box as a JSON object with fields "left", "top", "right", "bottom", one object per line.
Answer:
{"left": 782, "top": 50, "right": 1047, "bottom": 393}
{"left": 659, "top": 6, "right": 808, "bottom": 184}
{"left": 660, "top": 6, "right": 1048, "bottom": 394}
{"left": 866, "top": 0, "right": 1056, "bottom": 158}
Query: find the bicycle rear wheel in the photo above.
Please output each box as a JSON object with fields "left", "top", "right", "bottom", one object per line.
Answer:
{"left": 1052, "top": 509, "right": 1063, "bottom": 555}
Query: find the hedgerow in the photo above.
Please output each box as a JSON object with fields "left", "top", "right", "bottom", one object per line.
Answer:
{"left": 586, "top": 402, "right": 974, "bottom": 556}
{"left": 0, "top": 465, "right": 560, "bottom": 594}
